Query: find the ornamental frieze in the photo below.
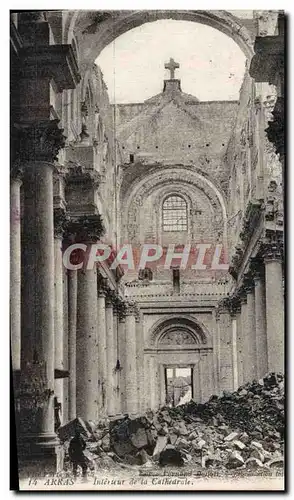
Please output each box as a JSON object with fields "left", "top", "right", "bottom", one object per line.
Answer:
{"left": 159, "top": 331, "right": 196, "bottom": 345}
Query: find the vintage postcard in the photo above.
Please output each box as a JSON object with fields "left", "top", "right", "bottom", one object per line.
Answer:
{"left": 10, "top": 9, "right": 285, "bottom": 491}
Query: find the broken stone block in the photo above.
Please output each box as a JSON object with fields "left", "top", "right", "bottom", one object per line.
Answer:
{"left": 109, "top": 416, "right": 152, "bottom": 457}
{"left": 250, "top": 448, "right": 265, "bottom": 463}
{"left": 226, "top": 450, "right": 245, "bottom": 469}
{"left": 251, "top": 441, "right": 263, "bottom": 450}
{"left": 188, "top": 431, "right": 198, "bottom": 441}
{"left": 175, "top": 437, "right": 190, "bottom": 450}
{"left": 158, "top": 425, "right": 169, "bottom": 436}
{"left": 224, "top": 432, "right": 239, "bottom": 442}
{"left": 136, "top": 449, "right": 150, "bottom": 465}
{"left": 193, "top": 438, "right": 206, "bottom": 451}
{"left": 159, "top": 445, "right": 184, "bottom": 466}
{"left": 267, "top": 457, "right": 284, "bottom": 469}
{"left": 58, "top": 417, "right": 91, "bottom": 442}
{"left": 173, "top": 421, "right": 189, "bottom": 436}
{"left": 107, "top": 451, "right": 123, "bottom": 463}
{"left": 202, "top": 454, "right": 222, "bottom": 469}
{"left": 233, "top": 440, "right": 246, "bottom": 451}
{"left": 168, "top": 433, "right": 178, "bottom": 446}
{"left": 239, "top": 389, "right": 248, "bottom": 397}
{"left": 239, "top": 432, "right": 250, "bottom": 444}
{"left": 246, "top": 457, "right": 264, "bottom": 469}
{"left": 124, "top": 454, "right": 141, "bottom": 466}
{"left": 101, "top": 434, "right": 110, "bottom": 452}
{"left": 159, "top": 411, "right": 172, "bottom": 425}
{"left": 153, "top": 435, "right": 168, "bottom": 460}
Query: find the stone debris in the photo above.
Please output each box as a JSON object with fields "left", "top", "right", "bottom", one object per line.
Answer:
{"left": 153, "top": 435, "right": 168, "bottom": 460}
{"left": 63, "top": 372, "right": 284, "bottom": 474}
{"left": 58, "top": 417, "right": 92, "bottom": 442}
{"left": 224, "top": 432, "right": 239, "bottom": 442}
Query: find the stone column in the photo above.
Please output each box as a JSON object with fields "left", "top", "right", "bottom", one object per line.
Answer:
{"left": 264, "top": 244, "right": 284, "bottom": 373}
{"left": 216, "top": 300, "right": 233, "bottom": 393}
{"left": 117, "top": 314, "right": 126, "bottom": 414}
{"left": 236, "top": 308, "right": 243, "bottom": 387}
{"left": 68, "top": 270, "right": 77, "bottom": 420}
{"left": 124, "top": 302, "right": 138, "bottom": 415}
{"left": 254, "top": 270, "right": 268, "bottom": 378}
{"left": 113, "top": 304, "right": 120, "bottom": 416}
{"left": 105, "top": 294, "right": 116, "bottom": 417}
{"left": 53, "top": 210, "right": 67, "bottom": 425}
{"left": 20, "top": 159, "right": 59, "bottom": 460}
{"left": 10, "top": 167, "right": 22, "bottom": 371}
{"left": 135, "top": 313, "right": 144, "bottom": 413}
{"left": 76, "top": 264, "right": 99, "bottom": 422}
{"left": 62, "top": 265, "right": 69, "bottom": 423}
{"left": 240, "top": 292, "right": 248, "bottom": 383}
{"left": 231, "top": 316, "right": 238, "bottom": 391}
{"left": 150, "top": 356, "right": 158, "bottom": 410}
{"left": 245, "top": 279, "right": 257, "bottom": 380}
{"left": 97, "top": 287, "right": 107, "bottom": 416}
{"left": 193, "top": 356, "right": 201, "bottom": 402}
{"left": 144, "top": 355, "right": 151, "bottom": 411}
{"left": 200, "top": 350, "right": 214, "bottom": 402}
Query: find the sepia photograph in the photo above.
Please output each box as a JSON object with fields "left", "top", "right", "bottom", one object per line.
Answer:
{"left": 10, "top": 8, "right": 285, "bottom": 491}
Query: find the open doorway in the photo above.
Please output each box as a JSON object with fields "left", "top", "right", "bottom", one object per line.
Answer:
{"left": 165, "top": 367, "right": 193, "bottom": 407}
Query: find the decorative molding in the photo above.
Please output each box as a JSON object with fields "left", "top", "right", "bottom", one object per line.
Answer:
{"left": 159, "top": 330, "right": 196, "bottom": 346}
{"left": 149, "top": 315, "right": 208, "bottom": 346}
{"left": 19, "top": 44, "right": 81, "bottom": 91}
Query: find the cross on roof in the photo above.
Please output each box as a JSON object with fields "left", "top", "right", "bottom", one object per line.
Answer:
{"left": 164, "top": 57, "right": 180, "bottom": 80}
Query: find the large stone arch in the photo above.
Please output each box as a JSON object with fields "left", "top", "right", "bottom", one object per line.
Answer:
{"left": 120, "top": 165, "right": 227, "bottom": 244}
{"left": 65, "top": 10, "right": 254, "bottom": 73}
{"left": 148, "top": 315, "right": 211, "bottom": 348}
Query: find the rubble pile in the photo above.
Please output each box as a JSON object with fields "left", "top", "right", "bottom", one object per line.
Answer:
{"left": 59, "top": 372, "right": 284, "bottom": 473}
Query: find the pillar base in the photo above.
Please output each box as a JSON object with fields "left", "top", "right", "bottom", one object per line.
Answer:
{"left": 18, "top": 433, "right": 63, "bottom": 478}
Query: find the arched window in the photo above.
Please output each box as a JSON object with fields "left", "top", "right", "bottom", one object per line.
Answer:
{"left": 162, "top": 195, "right": 188, "bottom": 232}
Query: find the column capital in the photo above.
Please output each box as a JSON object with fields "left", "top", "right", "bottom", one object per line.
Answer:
{"left": 260, "top": 232, "right": 283, "bottom": 262}
{"left": 54, "top": 207, "right": 69, "bottom": 239}
{"left": 113, "top": 297, "right": 127, "bottom": 319}
{"left": 216, "top": 296, "right": 241, "bottom": 318}
{"left": 125, "top": 300, "right": 139, "bottom": 317}
{"left": 14, "top": 119, "right": 66, "bottom": 163}
{"left": 10, "top": 160, "right": 24, "bottom": 183}
{"left": 250, "top": 256, "right": 265, "bottom": 282}
{"left": 237, "top": 287, "right": 247, "bottom": 305}
{"left": 64, "top": 214, "right": 105, "bottom": 243}
{"left": 243, "top": 271, "right": 255, "bottom": 293}
{"left": 105, "top": 290, "right": 116, "bottom": 308}
{"left": 65, "top": 161, "right": 101, "bottom": 189}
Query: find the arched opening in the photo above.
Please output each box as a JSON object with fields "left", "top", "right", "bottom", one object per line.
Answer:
{"left": 162, "top": 195, "right": 188, "bottom": 232}
{"left": 147, "top": 316, "right": 213, "bottom": 406}
{"left": 96, "top": 19, "right": 247, "bottom": 103}
{"left": 67, "top": 10, "right": 254, "bottom": 70}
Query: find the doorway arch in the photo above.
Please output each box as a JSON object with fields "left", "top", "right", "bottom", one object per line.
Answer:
{"left": 146, "top": 315, "right": 214, "bottom": 408}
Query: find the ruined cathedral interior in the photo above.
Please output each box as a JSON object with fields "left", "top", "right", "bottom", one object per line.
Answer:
{"left": 10, "top": 10, "right": 284, "bottom": 473}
